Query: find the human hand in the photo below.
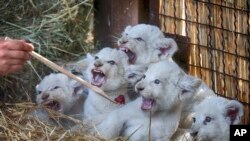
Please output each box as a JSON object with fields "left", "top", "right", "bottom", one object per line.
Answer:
{"left": 0, "top": 39, "right": 34, "bottom": 75}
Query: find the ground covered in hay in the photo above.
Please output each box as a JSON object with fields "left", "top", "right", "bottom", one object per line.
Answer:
{"left": 0, "top": 0, "right": 94, "bottom": 102}
{"left": 0, "top": 0, "right": 124, "bottom": 140}
{"left": 0, "top": 102, "right": 125, "bottom": 140}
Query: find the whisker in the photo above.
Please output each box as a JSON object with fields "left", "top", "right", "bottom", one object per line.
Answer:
{"left": 125, "top": 125, "right": 143, "bottom": 141}
{"left": 111, "top": 33, "right": 121, "bottom": 42}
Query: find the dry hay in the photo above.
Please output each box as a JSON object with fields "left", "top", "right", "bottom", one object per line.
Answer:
{"left": 0, "top": 102, "right": 126, "bottom": 141}
{"left": 0, "top": 0, "right": 95, "bottom": 103}
{"left": 0, "top": 0, "right": 119, "bottom": 140}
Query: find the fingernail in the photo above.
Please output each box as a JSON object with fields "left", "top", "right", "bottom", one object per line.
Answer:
{"left": 28, "top": 43, "right": 34, "bottom": 50}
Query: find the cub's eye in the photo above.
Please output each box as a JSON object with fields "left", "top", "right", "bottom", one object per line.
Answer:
{"left": 52, "top": 86, "right": 60, "bottom": 90}
{"left": 142, "top": 75, "right": 146, "bottom": 79}
{"left": 154, "top": 79, "right": 160, "bottom": 84}
{"left": 192, "top": 117, "right": 196, "bottom": 123}
{"left": 94, "top": 56, "right": 99, "bottom": 60}
{"left": 205, "top": 116, "right": 212, "bottom": 122}
{"left": 182, "top": 89, "right": 189, "bottom": 93}
{"left": 37, "top": 91, "right": 42, "bottom": 95}
{"left": 135, "top": 37, "right": 144, "bottom": 41}
{"left": 128, "top": 73, "right": 136, "bottom": 79}
{"left": 107, "top": 60, "right": 115, "bottom": 65}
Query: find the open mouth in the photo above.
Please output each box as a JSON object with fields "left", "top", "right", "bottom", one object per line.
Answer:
{"left": 158, "top": 47, "right": 170, "bottom": 56}
{"left": 43, "top": 100, "right": 61, "bottom": 111}
{"left": 190, "top": 131, "right": 198, "bottom": 137}
{"left": 120, "top": 47, "right": 136, "bottom": 64}
{"left": 91, "top": 69, "right": 107, "bottom": 87}
{"left": 141, "top": 97, "right": 156, "bottom": 111}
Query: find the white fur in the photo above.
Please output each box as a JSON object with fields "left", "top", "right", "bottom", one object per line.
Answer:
{"left": 172, "top": 76, "right": 217, "bottom": 140}
{"left": 150, "top": 37, "right": 178, "bottom": 63}
{"left": 118, "top": 24, "right": 178, "bottom": 65}
{"left": 178, "top": 81, "right": 216, "bottom": 128}
{"left": 63, "top": 53, "right": 94, "bottom": 74}
{"left": 118, "top": 24, "right": 179, "bottom": 88}
{"left": 124, "top": 64, "right": 148, "bottom": 85}
{"left": 96, "top": 60, "right": 201, "bottom": 141}
{"left": 118, "top": 25, "right": 217, "bottom": 132}
{"left": 33, "top": 73, "right": 87, "bottom": 127}
{"left": 190, "top": 96, "right": 244, "bottom": 141}
{"left": 83, "top": 47, "right": 132, "bottom": 125}
{"left": 36, "top": 73, "right": 87, "bottom": 116}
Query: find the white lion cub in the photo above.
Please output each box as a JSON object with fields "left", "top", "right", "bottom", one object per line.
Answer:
{"left": 83, "top": 47, "right": 131, "bottom": 125}
{"left": 96, "top": 60, "right": 202, "bottom": 141}
{"left": 34, "top": 73, "right": 87, "bottom": 127}
{"left": 118, "top": 24, "right": 178, "bottom": 65}
{"left": 36, "top": 73, "right": 87, "bottom": 116}
{"left": 118, "top": 24, "right": 178, "bottom": 87}
{"left": 190, "top": 96, "right": 244, "bottom": 141}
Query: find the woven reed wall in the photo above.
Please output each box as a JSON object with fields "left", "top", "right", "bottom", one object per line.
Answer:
{"left": 158, "top": 0, "right": 249, "bottom": 124}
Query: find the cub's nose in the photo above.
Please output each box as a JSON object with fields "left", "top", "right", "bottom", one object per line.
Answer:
{"left": 41, "top": 93, "right": 49, "bottom": 100}
{"left": 118, "top": 39, "right": 128, "bottom": 44}
{"left": 190, "top": 131, "right": 198, "bottom": 137}
{"left": 94, "top": 61, "right": 103, "bottom": 67}
{"left": 135, "top": 85, "right": 144, "bottom": 92}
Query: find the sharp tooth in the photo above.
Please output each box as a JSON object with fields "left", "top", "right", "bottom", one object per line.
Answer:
{"left": 125, "top": 48, "right": 128, "bottom": 52}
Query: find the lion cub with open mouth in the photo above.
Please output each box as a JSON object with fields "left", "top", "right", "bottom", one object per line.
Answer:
{"left": 118, "top": 24, "right": 178, "bottom": 65}
{"left": 96, "top": 60, "right": 202, "bottom": 141}
{"left": 33, "top": 73, "right": 87, "bottom": 128}
{"left": 83, "top": 47, "right": 132, "bottom": 125}
{"left": 118, "top": 24, "right": 178, "bottom": 87}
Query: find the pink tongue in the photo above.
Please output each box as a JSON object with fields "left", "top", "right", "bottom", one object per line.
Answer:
{"left": 94, "top": 74, "right": 103, "bottom": 82}
{"left": 127, "top": 51, "right": 136, "bottom": 64}
{"left": 141, "top": 98, "right": 154, "bottom": 110}
{"left": 160, "top": 47, "right": 169, "bottom": 55}
{"left": 93, "top": 74, "right": 105, "bottom": 86}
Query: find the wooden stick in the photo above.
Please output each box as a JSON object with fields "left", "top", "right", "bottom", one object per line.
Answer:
{"left": 148, "top": 111, "right": 152, "bottom": 141}
{"left": 29, "top": 51, "right": 116, "bottom": 103}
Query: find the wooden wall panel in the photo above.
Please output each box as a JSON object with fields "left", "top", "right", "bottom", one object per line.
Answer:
{"left": 94, "top": 0, "right": 149, "bottom": 48}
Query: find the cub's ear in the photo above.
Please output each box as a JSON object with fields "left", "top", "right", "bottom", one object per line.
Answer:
{"left": 68, "top": 53, "right": 94, "bottom": 74}
{"left": 86, "top": 53, "right": 94, "bottom": 61}
{"left": 83, "top": 53, "right": 95, "bottom": 65}
{"left": 124, "top": 64, "right": 147, "bottom": 85}
{"left": 178, "top": 75, "right": 202, "bottom": 101}
{"left": 124, "top": 25, "right": 132, "bottom": 33}
{"left": 224, "top": 100, "right": 244, "bottom": 125}
{"left": 35, "top": 85, "right": 41, "bottom": 95}
{"left": 69, "top": 79, "right": 88, "bottom": 98}
{"left": 153, "top": 38, "right": 178, "bottom": 60}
